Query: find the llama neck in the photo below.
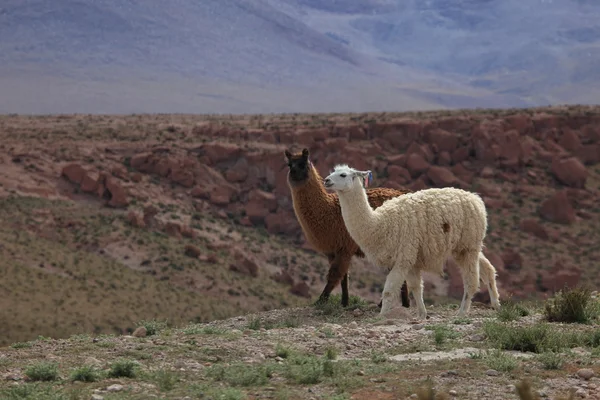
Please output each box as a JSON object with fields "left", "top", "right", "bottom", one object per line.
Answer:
{"left": 337, "top": 183, "right": 377, "bottom": 246}
{"left": 289, "top": 166, "right": 334, "bottom": 214}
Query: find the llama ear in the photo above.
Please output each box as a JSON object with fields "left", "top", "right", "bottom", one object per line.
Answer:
{"left": 284, "top": 150, "right": 292, "bottom": 160}
{"left": 355, "top": 170, "right": 373, "bottom": 188}
{"left": 301, "top": 148, "right": 309, "bottom": 159}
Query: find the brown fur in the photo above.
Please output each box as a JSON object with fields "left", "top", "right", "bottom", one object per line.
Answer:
{"left": 285, "top": 148, "right": 411, "bottom": 307}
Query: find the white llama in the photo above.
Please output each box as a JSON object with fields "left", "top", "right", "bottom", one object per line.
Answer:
{"left": 323, "top": 164, "right": 500, "bottom": 319}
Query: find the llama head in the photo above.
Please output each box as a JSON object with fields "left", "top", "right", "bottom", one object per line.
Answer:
{"left": 284, "top": 148, "right": 312, "bottom": 183}
{"left": 324, "top": 164, "right": 372, "bottom": 193}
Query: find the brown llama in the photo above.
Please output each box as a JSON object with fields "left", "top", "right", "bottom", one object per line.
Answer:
{"left": 285, "top": 148, "right": 411, "bottom": 308}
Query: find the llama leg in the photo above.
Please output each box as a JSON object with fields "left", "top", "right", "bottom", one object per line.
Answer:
{"left": 315, "top": 254, "right": 337, "bottom": 305}
{"left": 479, "top": 252, "right": 501, "bottom": 310}
{"left": 406, "top": 270, "right": 427, "bottom": 320}
{"left": 380, "top": 266, "right": 408, "bottom": 315}
{"left": 341, "top": 272, "right": 349, "bottom": 307}
{"left": 377, "top": 280, "right": 410, "bottom": 309}
{"left": 316, "top": 252, "right": 352, "bottom": 307}
{"left": 400, "top": 281, "right": 410, "bottom": 308}
{"left": 454, "top": 250, "right": 481, "bottom": 317}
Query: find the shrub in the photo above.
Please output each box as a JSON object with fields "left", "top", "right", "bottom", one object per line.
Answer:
{"left": 247, "top": 317, "right": 262, "bottom": 331}
{"left": 497, "top": 298, "right": 530, "bottom": 322}
{"left": 154, "top": 369, "right": 178, "bottom": 392}
{"left": 275, "top": 343, "right": 291, "bottom": 359}
{"left": 537, "top": 351, "right": 563, "bottom": 370}
{"left": 484, "top": 322, "right": 550, "bottom": 353}
{"left": 314, "top": 294, "right": 368, "bottom": 316}
{"left": 484, "top": 321, "right": 591, "bottom": 353}
{"left": 108, "top": 359, "right": 138, "bottom": 378}
{"left": 70, "top": 365, "right": 101, "bottom": 382}
{"left": 325, "top": 346, "right": 339, "bottom": 360}
{"left": 485, "top": 349, "right": 518, "bottom": 372}
{"left": 544, "top": 286, "right": 599, "bottom": 324}
{"left": 24, "top": 361, "right": 59, "bottom": 382}
{"left": 137, "top": 319, "right": 168, "bottom": 336}
{"left": 207, "top": 363, "right": 273, "bottom": 387}
{"left": 284, "top": 355, "right": 324, "bottom": 384}
{"left": 426, "top": 324, "right": 459, "bottom": 346}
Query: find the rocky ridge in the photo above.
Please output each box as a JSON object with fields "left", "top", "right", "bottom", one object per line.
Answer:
{"left": 1, "top": 106, "right": 600, "bottom": 343}
{"left": 55, "top": 107, "right": 600, "bottom": 301}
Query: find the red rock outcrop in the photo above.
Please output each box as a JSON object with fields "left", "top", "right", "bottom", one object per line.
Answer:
{"left": 229, "top": 250, "right": 259, "bottom": 277}
{"left": 551, "top": 157, "right": 588, "bottom": 188}
{"left": 520, "top": 219, "right": 549, "bottom": 240}
{"left": 61, "top": 163, "right": 129, "bottom": 208}
{"left": 539, "top": 191, "right": 576, "bottom": 225}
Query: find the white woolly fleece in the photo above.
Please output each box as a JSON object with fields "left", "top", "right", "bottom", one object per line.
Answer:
{"left": 339, "top": 186, "right": 488, "bottom": 274}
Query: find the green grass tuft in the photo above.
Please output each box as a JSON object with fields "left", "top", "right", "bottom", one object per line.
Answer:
{"left": 207, "top": 363, "right": 274, "bottom": 387}
{"left": 325, "top": 346, "right": 339, "bottom": 360}
{"left": 496, "top": 298, "right": 530, "bottom": 322}
{"left": 137, "top": 319, "right": 169, "bottom": 336}
{"left": 69, "top": 365, "right": 101, "bottom": 382}
{"left": 485, "top": 349, "right": 519, "bottom": 372}
{"left": 107, "top": 359, "right": 138, "bottom": 378}
{"left": 536, "top": 351, "right": 563, "bottom": 370}
{"left": 247, "top": 316, "right": 262, "bottom": 331}
{"left": 275, "top": 343, "right": 291, "bottom": 359}
{"left": 313, "top": 294, "right": 369, "bottom": 316}
{"left": 544, "top": 286, "right": 599, "bottom": 324}
{"left": 426, "top": 324, "right": 460, "bottom": 346}
{"left": 24, "top": 361, "right": 59, "bottom": 382}
{"left": 154, "top": 369, "right": 179, "bottom": 391}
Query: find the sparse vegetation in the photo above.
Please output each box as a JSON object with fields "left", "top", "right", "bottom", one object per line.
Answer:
{"left": 107, "top": 359, "right": 138, "bottom": 378}
{"left": 496, "top": 298, "right": 530, "bottom": 322}
{"left": 247, "top": 316, "right": 262, "bottom": 330}
{"left": 137, "top": 319, "right": 169, "bottom": 336}
{"left": 207, "top": 362, "right": 274, "bottom": 387}
{"left": 544, "top": 286, "right": 599, "bottom": 324}
{"left": 313, "top": 294, "right": 370, "bottom": 317}
{"left": 536, "top": 351, "right": 563, "bottom": 370}
{"left": 427, "top": 324, "right": 460, "bottom": 346}
{"left": 69, "top": 365, "right": 101, "bottom": 382}
{"left": 24, "top": 361, "right": 59, "bottom": 382}
{"left": 153, "top": 368, "right": 179, "bottom": 391}
{"left": 275, "top": 343, "right": 292, "bottom": 359}
{"left": 485, "top": 349, "right": 519, "bottom": 372}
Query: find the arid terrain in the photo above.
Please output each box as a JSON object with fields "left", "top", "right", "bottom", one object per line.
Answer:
{"left": 0, "top": 296, "right": 599, "bottom": 399}
{"left": 1, "top": 105, "right": 600, "bottom": 398}
{"left": 1, "top": 105, "right": 600, "bottom": 347}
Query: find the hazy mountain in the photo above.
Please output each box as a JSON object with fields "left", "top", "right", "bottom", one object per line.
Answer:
{"left": 0, "top": 0, "right": 598, "bottom": 114}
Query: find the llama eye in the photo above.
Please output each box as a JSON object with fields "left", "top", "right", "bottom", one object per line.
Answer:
{"left": 340, "top": 173, "right": 347, "bottom": 178}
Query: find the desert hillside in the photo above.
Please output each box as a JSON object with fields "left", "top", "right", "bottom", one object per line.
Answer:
{"left": 1, "top": 105, "right": 600, "bottom": 347}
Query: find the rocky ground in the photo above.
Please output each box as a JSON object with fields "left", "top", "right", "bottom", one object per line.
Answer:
{"left": 1, "top": 105, "right": 600, "bottom": 346}
{"left": 0, "top": 295, "right": 599, "bottom": 400}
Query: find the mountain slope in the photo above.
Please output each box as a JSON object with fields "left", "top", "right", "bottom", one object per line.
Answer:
{"left": 1, "top": 1, "right": 600, "bottom": 113}
{"left": 285, "top": 0, "right": 600, "bottom": 104}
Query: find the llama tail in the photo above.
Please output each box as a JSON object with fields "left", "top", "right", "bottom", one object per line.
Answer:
{"left": 479, "top": 252, "right": 501, "bottom": 310}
